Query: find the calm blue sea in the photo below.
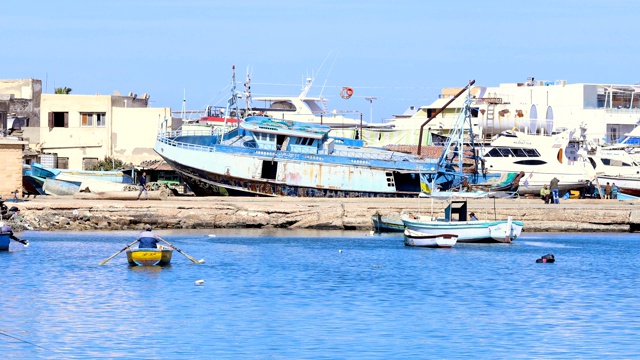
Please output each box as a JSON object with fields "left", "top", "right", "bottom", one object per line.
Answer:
{"left": 1, "top": 229, "right": 639, "bottom": 359}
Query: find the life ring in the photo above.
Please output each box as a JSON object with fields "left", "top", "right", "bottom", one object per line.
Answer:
{"left": 340, "top": 87, "right": 354, "bottom": 99}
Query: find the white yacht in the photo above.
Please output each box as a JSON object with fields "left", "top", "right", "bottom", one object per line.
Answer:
{"left": 251, "top": 77, "right": 367, "bottom": 130}
{"left": 481, "top": 129, "right": 595, "bottom": 195}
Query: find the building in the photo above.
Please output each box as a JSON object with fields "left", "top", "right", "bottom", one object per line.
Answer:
{"left": 384, "top": 78, "right": 640, "bottom": 147}
{"left": 0, "top": 79, "right": 176, "bottom": 170}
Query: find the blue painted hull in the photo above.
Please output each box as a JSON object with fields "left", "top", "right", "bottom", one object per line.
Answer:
{"left": 0, "top": 233, "right": 10, "bottom": 251}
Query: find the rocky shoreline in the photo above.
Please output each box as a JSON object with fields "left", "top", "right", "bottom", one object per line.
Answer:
{"left": 5, "top": 196, "right": 640, "bottom": 233}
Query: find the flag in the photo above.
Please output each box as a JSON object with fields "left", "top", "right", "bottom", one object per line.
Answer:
{"left": 420, "top": 173, "right": 431, "bottom": 194}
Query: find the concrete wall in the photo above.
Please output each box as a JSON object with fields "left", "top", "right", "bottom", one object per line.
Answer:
{"left": 0, "top": 139, "right": 26, "bottom": 199}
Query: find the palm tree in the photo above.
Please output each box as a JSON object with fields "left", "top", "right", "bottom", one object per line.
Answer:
{"left": 54, "top": 87, "right": 72, "bottom": 94}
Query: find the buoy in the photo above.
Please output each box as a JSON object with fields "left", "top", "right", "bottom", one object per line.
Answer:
{"left": 338, "top": 249, "right": 343, "bottom": 253}
{"left": 208, "top": 234, "right": 216, "bottom": 237}
{"left": 536, "top": 253, "right": 555, "bottom": 263}
{"left": 195, "top": 280, "right": 205, "bottom": 285}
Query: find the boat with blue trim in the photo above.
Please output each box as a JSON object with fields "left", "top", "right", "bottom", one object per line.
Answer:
{"left": 156, "top": 73, "right": 484, "bottom": 197}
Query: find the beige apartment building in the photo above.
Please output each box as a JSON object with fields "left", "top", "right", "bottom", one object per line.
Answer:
{"left": 1, "top": 78, "right": 175, "bottom": 170}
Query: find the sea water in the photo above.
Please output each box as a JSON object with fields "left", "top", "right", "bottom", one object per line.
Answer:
{"left": 1, "top": 229, "right": 639, "bottom": 359}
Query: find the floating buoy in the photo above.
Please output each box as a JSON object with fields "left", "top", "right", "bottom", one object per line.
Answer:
{"left": 198, "top": 259, "right": 206, "bottom": 264}
{"left": 208, "top": 234, "right": 216, "bottom": 237}
{"left": 195, "top": 279, "right": 205, "bottom": 285}
{"left": 338, "top": 249, "right": 343, "bottom": 253}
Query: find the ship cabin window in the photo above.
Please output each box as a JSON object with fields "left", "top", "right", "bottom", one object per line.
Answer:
{"left": 601, "top": 158, "right": 632, "bottom": 167}
{"left": 303, "top": 100, "right": 324, "bottom": 113}
{"left": 486, "top": 147, "right": 540, "bottom": 157}
{"left": 295, "top": 137, "right": 315, "bottom": 146}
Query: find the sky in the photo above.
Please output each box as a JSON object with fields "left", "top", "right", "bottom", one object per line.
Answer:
{"left": 3, "top": 0, "right": 639, "bottom": 123}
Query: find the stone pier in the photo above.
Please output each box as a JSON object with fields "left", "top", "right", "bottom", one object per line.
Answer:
{"left": 5, "top": 196, "right": 640, "bottom": 233}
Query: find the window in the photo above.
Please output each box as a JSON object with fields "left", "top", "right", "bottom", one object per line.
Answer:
{"left": 57, "top": 157, "right": 69, "bottom": 169}
{"left": 81, "top": 114, "right": 93, "bottom": 127}
{"left": 48, "top": 112, "right": 68, "bottom": 128}
{"left": 82, "top": 157, "right": 99, "bottom": 170}
{"left": 80, "top": 113, "right": 107, "bottom": 127}
{"left": 96, "top": 113, "right": 106, "bottom": 127}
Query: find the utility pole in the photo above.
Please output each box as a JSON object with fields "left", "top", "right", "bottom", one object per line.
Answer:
{"left": 365, "top": 97, "right": 377, "bottom": 123}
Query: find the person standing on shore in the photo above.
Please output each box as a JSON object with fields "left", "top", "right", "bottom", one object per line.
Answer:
{"left": 137, "top": 172, "right": 149, "bottom": 201}
{"left": 604, "top": 182, "right": 612, "bottom": 199}
{"left": 550, "top": 177, "right": 560, "bottom": 204}
{"left": 611, "top": 183, "right": 619, "bottom": 199}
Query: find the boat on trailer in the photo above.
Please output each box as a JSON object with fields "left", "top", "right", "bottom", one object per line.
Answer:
{"left": 403, "top": 229, "right": 458, "bottom": 248}
{"left": 126, "top": 246, "right": 173, "bottom": 266}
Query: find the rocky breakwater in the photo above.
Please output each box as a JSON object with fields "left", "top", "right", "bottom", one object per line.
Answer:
{"left": 6, "top": 197, "right": 640, "bottom": 233}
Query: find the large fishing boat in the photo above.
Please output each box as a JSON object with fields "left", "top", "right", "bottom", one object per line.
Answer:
{"left": 156, "top": 115, "right": 439, "bottom": 197}
{"left": 156, "top": 78, "right": 484, "bottom": 197}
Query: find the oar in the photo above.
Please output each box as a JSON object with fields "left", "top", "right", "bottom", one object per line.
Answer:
{"left": 99, "top": 239, "right": 139, "bottom": 266}
{"left": 10, "top": 235, "right": 29, "bottom": 247}
{"left": 158, "top": 237, "right": 204, "bottom": 264}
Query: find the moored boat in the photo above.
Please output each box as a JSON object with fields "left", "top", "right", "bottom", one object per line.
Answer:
{"left": 126, "top": 246, "right": 173, "bottom": 266}
{"left": 371, "top": 213, "right": 404, "bottom": 233}
{"left": 403, "top": 229, "right": 457, "bottom": 248}
{"left": 0, "top": 233, "right": 10, "bottom": 251}
{"left": 401, "top": 191, "right": 524, "bottom": 243}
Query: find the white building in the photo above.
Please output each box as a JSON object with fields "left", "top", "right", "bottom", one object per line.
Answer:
{"left": 384, "top": 78, "right": 640, "bottom": 147}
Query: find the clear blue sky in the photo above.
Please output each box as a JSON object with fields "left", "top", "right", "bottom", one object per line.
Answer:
{"left": 3, "top": 0, "right": 638, "bottom": 122}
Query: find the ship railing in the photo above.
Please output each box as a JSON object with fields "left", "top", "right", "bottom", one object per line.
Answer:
{"left": 157, "top": 130, "right": 432, "bottom": 162}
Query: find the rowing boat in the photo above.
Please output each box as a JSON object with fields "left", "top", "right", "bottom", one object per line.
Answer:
{"left": 126, "top": 246, "right": 173, "bottom": 266}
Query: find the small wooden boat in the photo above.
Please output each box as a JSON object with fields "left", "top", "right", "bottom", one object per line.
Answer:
{"left": 0, "top": 233, "right": 10, "bottom": 251}
{"left": 43, "top": 178, "right": 81, "bottom": 196}
{"left": 126, "top": 246, "right": 173, "bottom": 266}
{"left": 371, "top": 213, "right": 404, "bottom": 233}
{"left": 403, "top": 229, "right": 458, "bottom": 248}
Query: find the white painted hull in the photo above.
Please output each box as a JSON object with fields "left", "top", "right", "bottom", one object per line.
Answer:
{"left": 402, "top": 215, "right": 524, "bottom": 243}
{"left": 403, "top": 229, "right": 457, "bottom": 248}
{"left": 56, "top": 173, "right": 128, "bottom": 192}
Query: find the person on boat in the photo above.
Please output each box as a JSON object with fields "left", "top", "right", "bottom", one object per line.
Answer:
{"left": 137, "top": 172, "right": 149, "bottom": 201}
{"left": 550, "top": 177, "right": 560, "bottom": 204}
{"left": 136, "top": 225, "right": 161, "bottom": 249}
{"left": 540, "top": 184, "right": 551, "bottom": 204}
{"left": 604, "top": 182, "right": 612, "bottom": 199}
{"left": 0, "top": 221, "right": 21, "bottom": 243}
{"left": 469, "top": 212, "right": 478, "bottom": 221}
{"left": 611, "top": 183, "right": 619, "bottom": 199}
